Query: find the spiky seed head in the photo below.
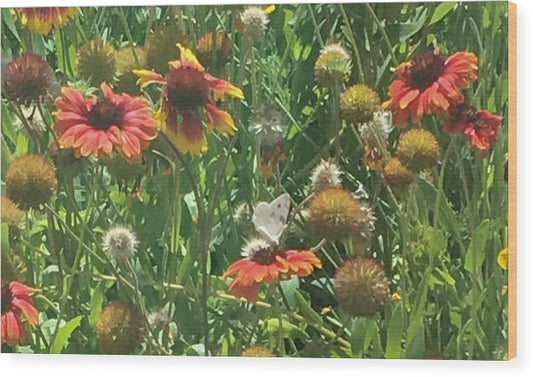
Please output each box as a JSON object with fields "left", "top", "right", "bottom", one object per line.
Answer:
{"left": 1, "top": 196, "right": 23, "bottom": 225}
{"left": 310, "top": 159, "right": 342, "bottom": 193}
{"left": 3, "top": 53, "right": 52, "bottom": 105}
{"left": 340, "top": 84, "right": 381, "bottom": 125}
{"left": 77, "top": 38, "right": 117, "bottom": 87}
{"left": 5, "top": 154, "right": 57, "bottom": 210}
{"left": 308, "top": 187, "right": 364, "bottom": 242}
{"left": 334, "top": 256, "right": 390, "bottom": 317}
{"left": 315, "top": 43, "right": 352, "bottom": 87}
{"left": 96, "top": 301, "right": 143, "bottom": 354}
{"left": 383, "top": 157, "right": 414, "bottom": 187}
{"left": 396, "top": 129, "right": 440, "bottom": 172}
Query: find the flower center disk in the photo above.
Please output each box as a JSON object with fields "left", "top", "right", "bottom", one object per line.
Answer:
{"left": 408, "top": 51, "right": 446, "bottom": 89}
{"left": 166, "top": 67, "right": 210, "bottom": 111}
{"left": 87, "top": 100, "right": 123, "bottom": 129}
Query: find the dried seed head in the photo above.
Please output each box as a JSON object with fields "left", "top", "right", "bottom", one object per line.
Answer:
{"left": 310, "top": 159, "right": 342, "bottom": 193}
{"left": 334, "top": 256, "right": 390, "bottom": 317}
{"left": 1, "top": 196, "right": 23, "bottom": 225}
{"left": 3, "top": 53, "right": 52, "bottom": 105}
{"left": 315, "top": 43, "right": 352, "bottom": 87}
{"left": 383, "top": 157, "right": 414, "bottom": 187}
{"left": 340, "top": 84, "right": 381, "bottom": 125}
{"left": 77, "top": 38, "right": 117, "bottom": 86}
{"left": 396, "top": 129, "right": 440, "bottom": 173}
{"left": 96, "top": 301, "right": 143, "bottom": 354}
{"left": 102, "top": 226, "right": 138, "bottom": 261}
{"left": 5, "top": 154, "right": 57, "bottom": 210}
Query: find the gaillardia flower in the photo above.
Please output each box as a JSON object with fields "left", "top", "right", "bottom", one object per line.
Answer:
{"left": 96, "top": 301, "right": 143, "bottom": 354}
{"left": 241, "top": 345, "right": 275, "bottom": 357}
{"left": 310, "top": 159, "right": 342, "bottom": 193}
{"left": 444, "top": 102, "right": 502, "bottom": 156}
{"left": 53, "top": 82, "right": 157, "bottom": 159}
{"left": 1, "top": 281, "right": 39, "bottom": 346}
{"left": 1, "top": 197, "right": 23, "bottom": 225}
{"left": 77, "top": 38, "right": 117, "bottom": 87}
{"left": 315, "top": 43, "right": 352, "bottom": 87}
{"left": 222, "top": 239, "right": 322, "bottom": 301}
{"left": 396, "top": 128, "right": 440, "bottom": 172}
{"left": 308, "top": 187, "right": 367, "bottom": 242}
{"left": 135, "top": 44, "right": 243, "bottom": 155}
{"left": 340, "top": 84, "right": 381, "bottom": 125}
{"left": 383, "top": 48, "right": 478, "bottom": 126}
{"left": 334, "top": 256, "right": 390, "bottom": 317}
{"left": 14, "top": 7, "right": 78, "bottom": 35}
{"left": 3, "top": 53, "right": 52, "bottom": 105}
{"left": 383, "top": 157, "right": 414, "bottom": 187}
{"left": 6, "top": 154, "right": 57, "bottom": 210}
{"left": 252, "top": 105, "right": 285, "bottom": 177}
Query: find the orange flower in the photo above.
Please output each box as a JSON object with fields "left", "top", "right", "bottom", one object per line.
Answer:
{"left": 14, "top": 7, "right": 78, "bottom": 35}
{"left": 53, "top": 82, "right": 157, "bottom": 160}
{"left": 444, "top": 102, "right": 502, "bottom": 156}
{"left": 1, "top": 281, "right": 39, "bottom": 346}
{"left": 383, "top": 48, "right": 478, "bottom": 126}
{"left": 222, "top": 239, "right": 322, "bottom": 301}
{"left": 134, "top": 44, "right": 243, "bottom": 155}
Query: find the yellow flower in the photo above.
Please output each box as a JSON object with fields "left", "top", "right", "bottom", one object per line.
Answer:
{"left": 497, "top": 247, "right": 508, "bottom": 270}
{"left": 391, "top": 292, "right": 402, "bottom": 301}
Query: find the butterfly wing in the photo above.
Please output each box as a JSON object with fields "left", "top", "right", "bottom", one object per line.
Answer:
{"left": 252, "top": 193, "right": 291, "bottom": 245}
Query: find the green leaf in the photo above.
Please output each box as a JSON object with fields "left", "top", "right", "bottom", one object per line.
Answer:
{"left": 88, "top": 282, "right": 106, "bottom": 327}
{"left": 294, "top": 289, "right": 323, "bottom": 325}
{"left": 265, "top": 318, "right": 308, "bottom": 340}
{"left": 465, "top": 219, "right": 491, "bottom": 273}
{"left": 429, "top": 2, "right": 457, "bottom": 25}
{"left": 49, "top": 315, "right": 82, "bottom": 354}
{"left": 386, "top": 303, "right": 404, "bottom": 359}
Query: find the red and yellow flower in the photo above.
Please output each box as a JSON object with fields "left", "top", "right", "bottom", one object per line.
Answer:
{"left": 134, "top": 44, "right": 243, "bottom": 155}
{"left": 53, "top": 82, "right": 157, "bottom": 160}
{"left": 1, "top": 281, "right": 39, "bottom": 346}
{"left": 222, "top": 239, "right": 322, "bottom": 301}
{"left": 444, "top": 102, "right": 502, "bottom": 156}
{"left": 383, "top": 48, "right": 478, "bottom": 126}
{"left": 14, "top": 7, "right": 79, "bottom": 35}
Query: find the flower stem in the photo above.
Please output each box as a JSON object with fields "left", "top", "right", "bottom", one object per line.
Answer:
{"left": 339, "top": 4, "right": 365, "bottom": 83}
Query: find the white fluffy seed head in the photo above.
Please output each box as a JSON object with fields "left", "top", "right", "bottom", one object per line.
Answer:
{"left": 358, "top": 110, "right": 393, "bottom": 147}
{"left": 310, "top": 159, "right": 342, "bottom": 193}
{"left": 102, "top": 226, "right": 138, "bottom": 261}
{"left": 241, "top": 7, "right": 270, "bottom": 43}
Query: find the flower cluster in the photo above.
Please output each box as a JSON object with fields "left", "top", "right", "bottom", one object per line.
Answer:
{"left": 384, "top": 48, "right": 503, "bottom": 157}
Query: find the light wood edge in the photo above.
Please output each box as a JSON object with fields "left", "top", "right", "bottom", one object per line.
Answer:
{"left": 507, "top": 0, "right": 517, "bottom": 361}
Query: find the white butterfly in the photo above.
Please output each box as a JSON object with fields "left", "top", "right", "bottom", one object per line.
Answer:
{"left": 252, "top": 193, "right": 291, "bottom": 245}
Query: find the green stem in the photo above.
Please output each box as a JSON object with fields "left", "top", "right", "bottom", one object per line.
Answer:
{"left": 339, "top": 4, "right": 365, "bottom": 83}
{"left": 118, "top": 8, "right": 140, "bottom": 66}
{"left": 365, "top": 4, "right": 398, "bottom": 66}
{"left": 307, "top": 4, "right": 324, "bottom": 48}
